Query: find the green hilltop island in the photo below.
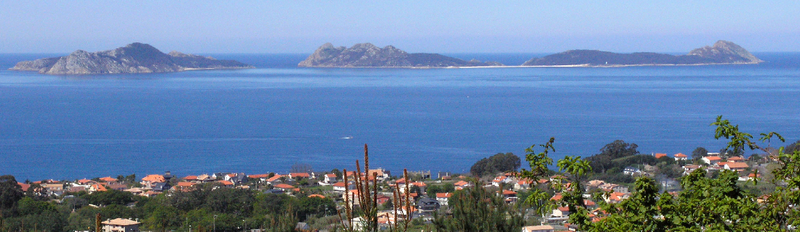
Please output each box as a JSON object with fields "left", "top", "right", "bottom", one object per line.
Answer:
{"left": 9, "top": 43, "right": 254, "bottom": 75}
{"left": 298, "top": 42, "right": 503, "bottom": 68}
{"left": 522, "top": 40, "right": 762, "bottom": 67}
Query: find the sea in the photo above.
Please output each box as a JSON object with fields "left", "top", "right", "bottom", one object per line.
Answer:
{"left": 1, "top": 53, "right": 799, "bottom": 181}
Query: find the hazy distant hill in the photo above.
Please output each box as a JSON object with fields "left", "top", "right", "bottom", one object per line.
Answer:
{"left": 10, "top": 43, "right": 254, "bottom": 75}
{"left": 298, "top": 43, "right": 502, "bottom": 68}
{"left": 522, "top": 40, "right": 762, "bottom": 66}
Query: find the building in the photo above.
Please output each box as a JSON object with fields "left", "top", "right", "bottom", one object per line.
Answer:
{"left": 102, "top": 218, "right": 141, "bottom": 232}
{"left": 623, "top": 167, "right": 642, "bottom": 175}
{"left": 702, "top": 156, "right": 722, "bottom": 165}
{"left": 655, "top": 153, "right": 667, "bottom": 159}
{"left": 674, "top": 153, "right": 688, "bottom": 161}
{"left": 522, "top": 225, "right": 555, "bottom": 232}
{"left": 724, "top": 162, "right": 749, "bottom": 172}
{"left": 435, "top": 192, "right": 452, "bottom": 206}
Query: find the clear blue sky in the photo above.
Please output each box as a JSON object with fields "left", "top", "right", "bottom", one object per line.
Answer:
{"left": 1, "top": 1, "right": 798, "bottom": 54}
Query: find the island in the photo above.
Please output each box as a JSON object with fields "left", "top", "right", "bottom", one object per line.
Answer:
{"left": 9, "top": 43, "right": 254, "bottom": 75}
{"left": 298, "top": 43, "right": 502, "bottom": 68}
{"left": 522, "top": 40, "right": 762, "bottom": 67}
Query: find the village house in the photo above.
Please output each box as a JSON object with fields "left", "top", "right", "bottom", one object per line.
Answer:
{"left": 739, "top": 172, "right": 762, "bottom": 182}
{"left": 683, "top": 164, "right": 701, "bottom": 175}
{"left": 724, "top": 162, "right": 749, "bottom": 172}
{"left": 674, "top": 153, "right": 688, "bottom": 161}
{"left": 623, "top": 167, "right": 643, "bottom": 175}
{"left": 522, "top": 225, "right": 555, "bottom": 232}
{"left": 323, "top": 173, "right": 338, "bottom": 184}
{"left": 453, "top": 180, "right": 471, "bottom": 190}
{"left": 289, "top": 172, "right": 312, "bottom": 180}
{"left": 266, "top": 174, "right": 283, "bottom": 185}
{"left": 332, "top": 182, "right": 353, "bottom": 192}
{"left": 101, "top": 218, "right": 141, "bottom": 232}
{"left": 174, "top": 182, "right": 195, "bottom": 192}
{"left": 727, "top": 156, "right": 745, "bottom": 162}
{"left": 247, "top": 174, "right": 270, "bottom": 182}
{"left": 702, "top": 156, "right": 722, "bottom": 165}
{"left": 435, "top": 192, "right": 452, "bottom": 206}
{"left": 501, "top": 190, "right": 518, "bottom": 204}
{"left": 274, "top": 183, "right": 295, "bottom": 192}
{"left": 655, "top": 153, "right": 667, "bottom": 159}
{"left": 344, "top": 189, "right": 361, "bottom": 208}
{"left": 196, "top": 174, "right": 214, "bottom": 182}
{"left": 513, "top": 179, "right": 533, "bottom": 190}
{"left": 140, "top": 174, "right": 165, "bottom": 188}
{"left": 367, "top": 168, "right": 390, "bottom": 181}
{"left": 183, "top": 175, "right": 198, "bottom": 183}
{"left": 548, "top": 206, "right": 570, "bottom": 223}
{"left": 106, "top": 183, "right": 127, "bottom": 191}
{"left": 416, "top": 197, "right": 440, "bottom": 212}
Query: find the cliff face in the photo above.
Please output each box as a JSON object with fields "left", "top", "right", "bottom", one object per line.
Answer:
{"left": 298, "top": 43, "right": 502, "bottom": 68}
{"left": 523, "top": 40, "right": 762, "bottom": 66}
{"left": 10, "top": 43, "right": 254, "bottom": 75}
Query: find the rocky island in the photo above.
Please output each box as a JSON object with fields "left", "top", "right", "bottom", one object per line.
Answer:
{"left": 9, "top": 43, "right": 254, "bottom": 75}
{"left": 522, "top": 40, "right": 762, "bottom": 67}
{"left": 298, "top": 43, "right": 502, "bottom": 68}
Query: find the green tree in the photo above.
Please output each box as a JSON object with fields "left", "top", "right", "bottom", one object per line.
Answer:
{"left": 692, "top": 147, "right": 708, "bottom": 161}
{"left": 0, "top": 175, "right": 23, "bottom": 216}
{"left": 434, "top": 180, "right": 522, "bottom": 232}
{"left": 470, "top": 152, "right": 521, "bottom": 177}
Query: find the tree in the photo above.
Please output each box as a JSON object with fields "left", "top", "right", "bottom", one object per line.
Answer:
{"left": 291, "top": 163, "right": 313, "bottom": 173}
{"left": 691, "top": 147, "right": 708, "bottom": 161}
{"left": 434, "top": 180, "right": 522, "bottom": 231}
{"left": 586, "top": 140, "right": 640, "bottom": 174}
{"left": 469, "top": 153, "right": 521, "bottom": 177}
{"left": 0, "top": 175, "right": 23, "bottom": 216}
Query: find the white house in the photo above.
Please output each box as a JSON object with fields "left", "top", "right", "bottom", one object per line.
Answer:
{"left": 702, "top": 156, "right": 722, "bottom": 165}
{"left": 674, "top": 153, "right": 688, "bottom": 161}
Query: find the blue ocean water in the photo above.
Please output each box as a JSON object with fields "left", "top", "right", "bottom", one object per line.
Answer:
{"left": 1, "top": 53, "right": 799, "bottom": 181}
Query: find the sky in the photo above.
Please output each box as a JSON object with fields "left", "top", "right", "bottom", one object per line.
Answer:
{"left": 1, "top": 1, "right": 799, "bottom": 54}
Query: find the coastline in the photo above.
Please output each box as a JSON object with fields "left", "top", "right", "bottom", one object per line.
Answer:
{"left": 299, "top": 61, "right": 763, "bottom": 69}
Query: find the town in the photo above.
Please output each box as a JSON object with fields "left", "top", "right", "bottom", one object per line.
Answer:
{"left": 2, "top": 135, "right": 794, "bottom": 232}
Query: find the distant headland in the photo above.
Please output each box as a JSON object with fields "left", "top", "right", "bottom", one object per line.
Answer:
{"left": 9, "top": 43, "right": 254, "bottom": 75}
{"left": 298, "top": 43, "right": 502, "bottom": 68}
{"left": 522, "top": 40, "right": 762, "bottom": 67}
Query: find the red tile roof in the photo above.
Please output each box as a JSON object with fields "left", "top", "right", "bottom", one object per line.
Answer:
{"left": 18, "top": 182, "right": 30, "bottom": 192}
{"left": 183, "top": 175, "right": 198, "bottom": 180}
{"left": 674, "top": 153, "right": 687, "bottom": 158}
{"left": 267, "top": 174, "right": 282, "bottom": 182}
{"left": 308, "top": 194, "right": 326, "bottom": 199}
{"left": 726, "top": 162, "right": 749, "bottom": 169}
{"left": 706, "top": 156, "right": 722, "bottom": 161}
{"left": 436, "top": 192, "right": 453, "bottom": 198}
{"left": 274, "top": 183, "right": 295, "bottom": 189}
{"left": 218, "top": 180, "right": 234, "bottom": 186}
{"left": 248, "top": 174, "right": 270, "bottom": 179}
{"left": 655, "top": 153, "right": 667, "bottom": 159}
{"left": 290, "top": 173, "right": 311, "bottom": 178}
{"left": 92, "top": 184, "right": 108, "bottom": 192}
{"left": 142, "top": 174, "right": 165, "bottom": 183}
{"left": 99, "top": 177, "right": 118, "bottom": 182}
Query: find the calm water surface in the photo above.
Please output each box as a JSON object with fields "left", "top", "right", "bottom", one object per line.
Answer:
{"left": 1, "top": 53, "right": 799, "bottom": 181}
